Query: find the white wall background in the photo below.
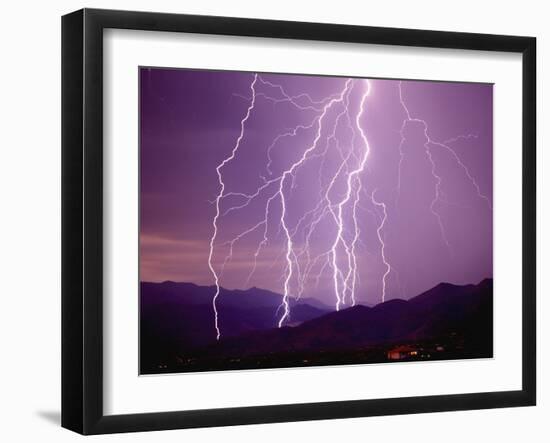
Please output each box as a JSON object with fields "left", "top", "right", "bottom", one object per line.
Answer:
{"left": 0, "top": 1, "right": 545, "bottom": 441}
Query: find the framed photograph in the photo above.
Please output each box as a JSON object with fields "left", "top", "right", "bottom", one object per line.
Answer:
{"left": 62, "top": 8, "right": 536, "bottom": 434}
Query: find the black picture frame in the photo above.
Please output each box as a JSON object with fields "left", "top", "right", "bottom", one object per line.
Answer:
{"left": 62, "top": 8, "right": 536, "bottom": 435}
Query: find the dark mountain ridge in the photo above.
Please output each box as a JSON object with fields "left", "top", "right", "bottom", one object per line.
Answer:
{"left": 205, "top": 278, "right": 492, "bottom": 358}
{"left": 140, "top": 279, "right": 492, "bottom": 373}
{"left": 141, "top": 280, "right": 332, "bottom": 310}
{"left": 140, "top": 282, "right": 331, "bottom": 368}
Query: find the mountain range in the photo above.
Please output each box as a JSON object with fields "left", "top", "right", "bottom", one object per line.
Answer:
{"left": 140, "top": 278, "right": 492, "bottom": 374}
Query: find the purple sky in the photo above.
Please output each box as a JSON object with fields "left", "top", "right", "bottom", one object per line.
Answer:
{"left": 140, "top": 67, "right": 493, "bottom": 307}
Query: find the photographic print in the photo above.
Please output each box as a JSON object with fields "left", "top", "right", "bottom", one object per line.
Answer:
{"left": 139, "top": 68, "right": 493, "bottom": 375}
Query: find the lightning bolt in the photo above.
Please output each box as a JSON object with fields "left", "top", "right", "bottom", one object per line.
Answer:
{"left": 325, "top": 80, "right": 371, "bottom": 311}
{"left": 207, "top": 75, "right": 489, "bottom": 339}
{"left": 208, "top": 74, "right": 258, "bottom": 340}
{"left": 371, "top": 190, "right": 391, "bottom": 302}
{"left": 209, "top": 76, "right": 377, "bottom": 334}
{"left": 276, "top": 79, "right": 354, "bottom": 326}
{"left": 397, "top": 81, "right": 492, "bottom": 254}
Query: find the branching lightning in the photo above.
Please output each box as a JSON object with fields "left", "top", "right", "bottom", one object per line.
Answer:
{"left": 277, "top": 79, "right": 354, "bottom": 325}
{"left": 397, "top": 81, "right": 492, "bottom": 254}
{"left": 206, "top": 75, "right": 491, "bottom": 339}
{"left": 371, "top": 190, "right": 391, "bottom": 302}
{"left": 207, "top": 74, "right": 258, "bottom": 340}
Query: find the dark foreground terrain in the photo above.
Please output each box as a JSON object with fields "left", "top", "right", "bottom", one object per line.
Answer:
{"left": 140, "top": 279, "right": 493, "bottom": 374}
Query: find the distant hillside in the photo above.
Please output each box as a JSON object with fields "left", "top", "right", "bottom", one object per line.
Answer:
{"left": 204, "top": 279, "right": 493, "bottom": 357}
{"left": 140, "top": 279, "right": 492, "bottom": 374}
{"left": 140, "top": 282, "right": 330, "bottom": 369}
